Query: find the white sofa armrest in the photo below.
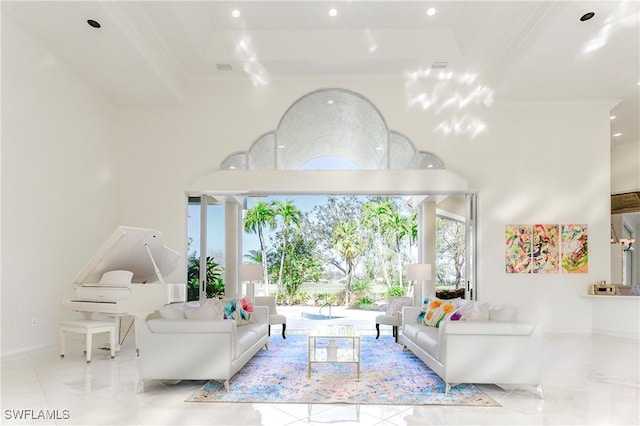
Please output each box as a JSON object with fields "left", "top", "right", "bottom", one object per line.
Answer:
{"left": 442, "top": 320, "right": 537, "bottom": 336}
{"left": 251, "top": 306, "right": 268, "bottom": 324}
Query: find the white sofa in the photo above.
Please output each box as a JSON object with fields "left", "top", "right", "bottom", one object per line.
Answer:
{"left": 135, "top": 300, "right": 269, "bottom": 391}
{"left": 399, "top": 300, "right": 543, "bottom": 397}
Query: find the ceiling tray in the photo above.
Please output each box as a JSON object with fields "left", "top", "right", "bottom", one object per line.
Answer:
{"left": 611, "top": 191, "right": 640, "bottom": 215}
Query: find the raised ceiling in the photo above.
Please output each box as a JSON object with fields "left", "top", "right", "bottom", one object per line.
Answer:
{"left": 612, "top": 191, "right": 640, "bottom": 214}
{"left": 2, "top": 1, "right": 639, "bottom": 145}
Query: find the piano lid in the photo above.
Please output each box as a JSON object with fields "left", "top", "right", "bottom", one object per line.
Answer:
{"left": 72, "top": 226, "right": 180, "bottom": 286}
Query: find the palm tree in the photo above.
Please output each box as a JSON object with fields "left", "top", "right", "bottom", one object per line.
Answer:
{"left": 409, "top": 211, "right": 418, "bottom": 262}
{"left": 243, "top": 249, "right": 264, "bottom": 264}
{"left": 383, "top": 211, "right": 412, "bottom": 289}
{"left": 361, "top": 201, "right": 394, "bottom": 288}
{"left": 243, "top": 200, "right": 276, "bottom": 286}
{"left": 333, "top": 221, "right": 364, "bottom": 307}
{"left": 272, "top": 199, "right": 303, "bottom": 297}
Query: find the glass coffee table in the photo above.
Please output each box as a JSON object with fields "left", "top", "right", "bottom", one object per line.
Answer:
{"left": 308, "top": 324, "right": 361, "bottom": 379}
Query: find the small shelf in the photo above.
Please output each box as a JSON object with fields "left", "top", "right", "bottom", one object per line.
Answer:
{"left": 580, "top": 294, "right": 640, "bottom": 300}
{"left": 309, "top": 347, "right": 359, "bottom": 363}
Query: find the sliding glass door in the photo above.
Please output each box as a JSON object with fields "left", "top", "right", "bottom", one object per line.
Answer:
{"left": 186, "top": 196, "right": 226, "bottom": 301}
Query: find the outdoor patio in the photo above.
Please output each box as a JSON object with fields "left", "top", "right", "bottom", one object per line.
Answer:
{"left": 275, "top": 305, "right": 383, "bottom": 336}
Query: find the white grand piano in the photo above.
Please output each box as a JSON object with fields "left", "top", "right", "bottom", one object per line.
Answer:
{"left": 63, "top": 226, "right": 185, "bottom": 350}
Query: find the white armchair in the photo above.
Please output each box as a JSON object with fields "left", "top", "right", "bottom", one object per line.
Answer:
{"left": 375, "top": 296, "right": 413, "bottom": 342}
{"left": 254, "top": 296, "right": 287, "bottom": 339}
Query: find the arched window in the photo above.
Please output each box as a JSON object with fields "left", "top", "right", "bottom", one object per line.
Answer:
{"left": 219, "top": 88, "right": 444, "bottom": 172}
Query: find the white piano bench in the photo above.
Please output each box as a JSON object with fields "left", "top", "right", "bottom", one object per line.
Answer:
{"left": 59, "top": 320, "right": 116, "bottom": 363}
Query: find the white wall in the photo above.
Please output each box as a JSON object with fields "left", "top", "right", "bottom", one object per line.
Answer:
{"left": 611, "top": 139, "right": 640, "bottom": 193}
{"left": 1, "top": 14, "right": 118, "bottom": 355}
{"left": 115, "top": 79, "right": 613, "bottom": 334}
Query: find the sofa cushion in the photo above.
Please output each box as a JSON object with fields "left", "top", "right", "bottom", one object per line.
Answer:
{"left": 489, "top": 305, "right": 519, "bottom": 322}
{"left": 236, "top": 327, "right": 258, "bottom": 358}
{"left": 159, "top": 302, "right": 186, "bottom": 320}
{"left": 403, "top": 322, "right": 423, "bottom": 342}
{"left": 416, "top": 327, "right": 439, "bottom": 359}
{"left": 185, "top": 298, "right": 224, "bottom": 320}
{"left": 422, "top": 296, "right": 459, "bottom": 327}
{"left": 245, "top": 322, "right": 269, "bottom": 337}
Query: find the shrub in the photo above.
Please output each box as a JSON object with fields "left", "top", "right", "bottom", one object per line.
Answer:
{"left": 387, "top": 285, "right": 405, "bottom": 297}
{"left": 352, "top": 296, "right": 375, "bottom": 310}
{"left": 290, "top": 291, "right": 310, "bottom": 305}
{"left": 358, "top": 296, "right": 373, "bottom": 305}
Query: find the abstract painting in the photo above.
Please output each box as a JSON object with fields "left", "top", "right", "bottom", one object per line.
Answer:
{"left": 506, "top": 223, "right": 587, "bottom": 274}
{"left": 561, "top": 224, "right": 588, "bottom": 273}
{"left": 532, "top": 224, "right": 560, "bottom": 273}
{"left": 505, "top": 224, "right": 532, "bottom": 273}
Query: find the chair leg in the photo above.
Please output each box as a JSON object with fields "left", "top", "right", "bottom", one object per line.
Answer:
{"left": 85, "top": 331, "right": 92, "bottom": 363}
{"left": 281, "top": 323, "right": 286, "bottom": 339}
{"left": 393, "top": 326, "right": 398, "bottom": 343}
{"left": 59, "top": 328, "right": 65, "bottom": 358}
{"left": 268, "top": 325, "right": 271, "bottom": 336}
{"left": 109, "top": 329, "right": 116, "bottom": 359}
{"left": 375, "top": 323, "right": 380, "bottom": 339}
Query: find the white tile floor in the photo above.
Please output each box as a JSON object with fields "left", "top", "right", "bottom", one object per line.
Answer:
{"left": 1, "top": 309, "right": 639, "bottom": 425}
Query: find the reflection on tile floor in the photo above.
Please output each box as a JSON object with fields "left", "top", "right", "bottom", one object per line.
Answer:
{"left": 1, "top": 320, "right": 638, "bottom": 425}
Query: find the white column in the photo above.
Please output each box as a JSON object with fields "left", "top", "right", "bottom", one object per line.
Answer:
{"left": 225, "top": 201, "right": 240, "bottom": 299}
{"left": 419, "top": 200, "right": 437, "bottom": 299}
{"left": 199, "top": 197, "right": 208, "bottom": 301}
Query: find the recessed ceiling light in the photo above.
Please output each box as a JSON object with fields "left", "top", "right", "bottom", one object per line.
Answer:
{"left": 328, "top": 8, "right": 338, "bottom": 17}
{"left": 87, "top": 19, "right": 101, "bottom": 29}
{"left": 580, "top": 12, "right": 595, "bottom": 21}
{"left": 613, "top": 133, "right": 622, "bottom": 137}
{"left": 231, "top": 9, "right": 240, "bottom": 18}
{"left": 426, "top": 7, "right": 437, "bottom": 17}
{"left": 327, "top": 99, "right": 334, "bottom": 105}
{"left": 610, "top": 115, "right": 616, "bottom": 120}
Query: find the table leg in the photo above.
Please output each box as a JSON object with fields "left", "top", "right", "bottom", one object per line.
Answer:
{"left": 307, "top": 336, "right": 312, "bottom": 378}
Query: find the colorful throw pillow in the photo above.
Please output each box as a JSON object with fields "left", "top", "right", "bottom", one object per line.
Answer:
{"left": 450, "top": 310, "right": 464, "bottom": 321}
{"left": 450, "top": 301, "right": 470, "bottom": 321}
{"left": 417, "top": 298, "right": 430, "bottom": 323}
{"left": 449, "top": 301, "right": 480, "bottom": 321}
{"left": 422, "top": 296, "right": 459, "bottom": 327}
{"left": 224, "top": 298, "right": 254, "bottom": 326}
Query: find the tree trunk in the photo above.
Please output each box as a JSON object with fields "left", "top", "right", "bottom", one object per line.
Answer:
{"left": 277, "top": 227, "right": 288, "bottom": 295}
{"left": 257, "top": 226, "right": 270, "bottom": 296}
